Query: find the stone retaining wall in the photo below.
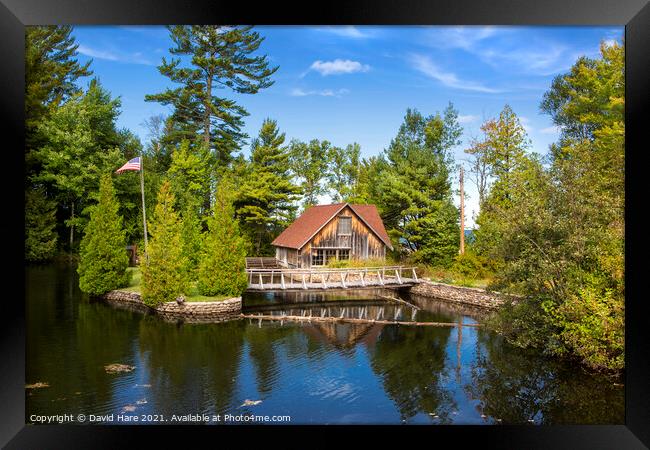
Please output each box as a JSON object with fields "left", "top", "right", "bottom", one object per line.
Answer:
{"left": 409, "top": 280, "right": 518, "bottom": 310}
{"left": 100, "top": 290, "right": 242, "bottom": 322}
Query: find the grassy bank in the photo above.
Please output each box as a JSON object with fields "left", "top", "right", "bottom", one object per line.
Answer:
{"left": 420, "top": 267, "right": 492, "bottom": 289}
{"left": 119, "top": 267, "right": 232, "bottom": 302}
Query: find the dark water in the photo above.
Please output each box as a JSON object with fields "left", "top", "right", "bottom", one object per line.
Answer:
{"left": 26, "top": 263, "right": 624, "bottom": 425}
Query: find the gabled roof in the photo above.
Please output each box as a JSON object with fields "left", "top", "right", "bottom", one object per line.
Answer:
{"left": 272, "top": 203, "right": 393, "bottom": 250}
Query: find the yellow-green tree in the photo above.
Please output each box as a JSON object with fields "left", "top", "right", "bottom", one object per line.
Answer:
{"left": 141, "top": 181, "right": 188, "bottom": 307}
{"left": 77, "top": 174, "right": 130, "bottom": 295}
{"left": 197, "top": 178, "right": 248, "bottom": 297}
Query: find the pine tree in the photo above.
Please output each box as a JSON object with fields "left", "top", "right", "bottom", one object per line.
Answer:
{"left": 145, "top": 25, "right": 278, "bottom": 167}
{"left": 180, "top": 201, "right": 203, "bottom": 281}
{"left": 77, "top": 174, "right": 130, "bottom": 295}
{"left": 327, "top": 143, "right": 361, "bottom": 202}
{"left": 25, "top": 26, "right": 92, "bottom": 163}
{"left": 376, "top": 105, "right": 461, "bottom": 266}
{"left": 141, "top": 181, "right": 188, "bottom": 307}
{"left": 235, "top": 119, "right": 301, "bottom": 254}
{"left": 197, "top": 179, "right": 248, "bottom": 297}
{"left": 25, "top": 187, "right": 58, "bottom": 262}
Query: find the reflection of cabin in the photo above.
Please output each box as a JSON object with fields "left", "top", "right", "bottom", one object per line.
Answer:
{"left": 271, "top": 203, "right": 393, "bottom": 268}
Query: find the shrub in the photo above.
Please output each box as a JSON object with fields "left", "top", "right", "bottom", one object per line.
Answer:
{"left": 25, "top": 187, "right": 58, "bottom": 262}
{"left": 141, "top": 181, "right": 188, "bottom": 307}
{"left": 451, "top": 251, "right": 489, "bottom": 279}
{"left": 77, "top": 174, "right": 130, "bottom": 295}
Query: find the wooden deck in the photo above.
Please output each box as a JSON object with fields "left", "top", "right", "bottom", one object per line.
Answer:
{"left": 246, "top": 265, "right": 420, "bottom": 291}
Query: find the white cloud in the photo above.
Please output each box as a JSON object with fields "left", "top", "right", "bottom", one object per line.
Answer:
{"left": 307, "top": 59, "right": 370, "bottom": 76}
{"left": 519, "top": 116, "right": 533, "bottom": 133}
{"left": 540, "top": 125, "right": 562, "bottom": 135}
{"left": 77, "top": 44, "right": 154, "bottom": 66}
{"left": 409, "top": 54, "right": 502, "bottom": 94}
{"left": 317, "top": 26, "right": 372, "bottom": 39}
{"left": 290, "top": 88, "right": 350, "bottom": 98}
{"left": 426, "top": 26, "right": 502, "bottom": 51}
{"left": 77, "top": 45, "right": 120, "bottom": 61}
{"left": 458, "top": 114, "right": 479, "bottom": 124}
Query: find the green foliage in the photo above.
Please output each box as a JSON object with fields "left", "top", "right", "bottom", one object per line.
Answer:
{"left": 167, "top": 139, "right": 213, "bottom": 215}
{"left": 32, "top": 78, "right": 124, "bottom": 249}
{"left": 197, "top": 179, "right": 248, "bottom": 297}
{"left": 371, "top": 105, "right": 461, "bottom": 266}
{"left": 141, "top": 181, "right": 188, "bottom": 307}
{"left": 451, "top": 250, "right": 490, "bottom": 279}
{"left": 234, "top": 119, "right": 301, "bottom": 254}
{"left": 77, "top": 175, "right": 130, "bottom": 295}
{"left": 327, "top": 143, "right": 362, "bottom": 202}
{"left": 145, "top": 25, "right": 278, "bottom": 167}
{"left": 481, "top": 42, "right": 625, "bottom": 371}
{"left": 25, "top": 187, "right": 58, "bottom": 262}
{"left": 25, "top": 26, "right": 92, "bottom": 161}
{"left": 288, "top": 139, "right": 330, "bottom": 209}
{"left": 180, "top": 204, "right": 202, "bottom": 280}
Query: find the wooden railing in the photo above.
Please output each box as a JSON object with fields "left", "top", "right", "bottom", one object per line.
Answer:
{"left": 245, "top": 266, "right": 419, "bottom": 290}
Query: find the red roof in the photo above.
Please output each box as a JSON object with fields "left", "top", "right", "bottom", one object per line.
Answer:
{"left": 272, "top": 203, "right": 393, "bottom": 250}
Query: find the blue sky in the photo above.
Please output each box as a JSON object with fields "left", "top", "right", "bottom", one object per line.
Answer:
{"left": 70, "top": 25, "right": 623, "bottom": 227}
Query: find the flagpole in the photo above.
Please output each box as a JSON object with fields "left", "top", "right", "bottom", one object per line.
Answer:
{"left": 140, "top": 155, "right": 149, "bottom": 263}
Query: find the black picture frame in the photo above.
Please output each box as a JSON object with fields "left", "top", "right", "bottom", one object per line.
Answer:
{"left": 2, "top": 0, "right": 649, "bottom": 448}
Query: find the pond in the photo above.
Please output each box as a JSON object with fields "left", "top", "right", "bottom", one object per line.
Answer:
{"left": 25, "top": 263, "right": 624, "bottom": 425}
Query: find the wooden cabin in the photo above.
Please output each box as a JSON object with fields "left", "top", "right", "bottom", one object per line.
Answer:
{"left": 271, "top": 203, "right": 393, "bottom": 268}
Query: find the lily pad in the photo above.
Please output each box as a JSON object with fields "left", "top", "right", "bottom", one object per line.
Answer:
{"left": 26, "top": 382, "right": 49, "bottom": 389}
{"left": 240, "top": 399, "right": 262, "bottom": 407}
{"left": 121, "top": 405, "right": 137, "bottom": 412}
{"left": 105, "top": 364, "right": 135, "bottom": 374}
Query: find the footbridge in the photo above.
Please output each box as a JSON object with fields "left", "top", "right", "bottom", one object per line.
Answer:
{"left": 245, "top": 264, "right": 420, "bottom": 292}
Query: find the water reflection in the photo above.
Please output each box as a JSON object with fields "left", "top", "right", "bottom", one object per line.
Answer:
{"left": 26, "top": 264, "right": 624, "bottom": 425}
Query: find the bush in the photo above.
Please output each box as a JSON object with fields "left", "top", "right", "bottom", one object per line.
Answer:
{"left": 451, "top": 251, "right": 489, "bottom": 279}
{"left": 141, "top": 181, "right": 188, "bottom": 307}
{"left": 77, "top": 174, "right": 131, "bottom": 295}
{"left": 25, "top": 187, "right": 58, "bottom": 263}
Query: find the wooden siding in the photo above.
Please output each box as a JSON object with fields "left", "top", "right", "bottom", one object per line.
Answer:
{"left": 275, "top": 246, "right": 299, "bottom": 268}
{"left": 298, "top": 205, "right": 387, "bottom": 268}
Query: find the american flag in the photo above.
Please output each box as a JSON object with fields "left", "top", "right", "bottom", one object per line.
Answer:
{"left": 116, "top": 157, "right": 141, "bottom": 173}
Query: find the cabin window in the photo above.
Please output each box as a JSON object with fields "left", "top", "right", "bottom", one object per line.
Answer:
{"left": 312, "top": 249, "right": 324, "bottom": 266}
{"left": 337, "top": 216, "right": 352, "bottom": 235}
{"left": 338, "top": 249, "right": 350, "bottom": 261}
{"left": 325, "top": 249, "right": 337, "bottom": 265}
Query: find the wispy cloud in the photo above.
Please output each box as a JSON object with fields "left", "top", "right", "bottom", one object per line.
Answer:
{"left": 540, "top": 125, "right": 562, "bottom": 135}
{"left": 409, "top": 54, "right": 502, "bottom": 93}
{"left": 305, "top": 59, "right": 371, "bottom": 76}
{"left": 78, "top": 45, "right": 120, "bottom": 61}
{"left": 77, "top": 44, "right": 155, "bottom": 66}
{"left": 425, "top": 26, "right": 503, "bottom": 51}
{"left": 316, "top": 26, "right": 373, "bottom": 39}
{"left": 290, "top": 88, "right": 350, "bottom": 98}
{"left": 458, "top": 114, "right": 479, "bottom": 124}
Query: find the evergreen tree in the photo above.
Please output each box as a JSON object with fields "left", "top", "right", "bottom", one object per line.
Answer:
{"left": 180, "top": 201, "right": 203, "bottom": 280}
{"left": 145, "top": 25, "right": 278, "bottom": 167}
{"left": 197, "top": 179, "right": 248, "bottom": 297}
{"left": 167, "top": 139, "right": 213, "bottom": 216}
{"left": 25, "top": 187, "right": 58, "bottom": 262}
{"left": 235, "top": 119, "right": 301, "bottom": 254}
{"left": 25, "top": 26, "right": 92, "bottom": 163}
{"left": 376, "top": 105, "right": 462, "bottom": 266}
{"left": 77, "top": 174, "right": 130, "bottom": 295}
{"left": 289, "top": 139, "right": 330, "bottom": 209}
{"left": 141, "top": 181, "right": 188, "bottom": 307}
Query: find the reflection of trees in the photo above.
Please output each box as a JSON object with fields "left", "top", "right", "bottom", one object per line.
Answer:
{"left": 466, "top": 329, "right": 624, "bottom": 424}
{"left": 27, "top": 264, "right": 142, "bottom": 417}
{"left": 244, "top": 322, "right": 294, "bottom": 396}
{"left": 138, "top": 317, "right": 246, "bottom": 414}
{"left": 368, "top": 325, "right": 456, "bottom": 422}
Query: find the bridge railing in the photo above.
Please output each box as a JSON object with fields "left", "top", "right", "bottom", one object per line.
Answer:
{"left": 246, "top": 266, "right": 419, "bottom": 290}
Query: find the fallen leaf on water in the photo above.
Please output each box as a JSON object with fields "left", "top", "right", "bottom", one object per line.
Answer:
{"left": 74, "top": 391, "right": 81, "bottom": 395}
{"left": 136, "top": 399, "right": 148, "bottom": 405}
{"left": 105, "top": 364, "right": 135, "bottom": 374}
{"left": 134, "top": 384, "right": 151, "bottom": 388}
{"left": 26, "top": 382, "right": 49, "bottom": 389}
{"left": 121, "top": 405, "right": 136, "bottom": 413}
{"left": 240, "top": 399, "right": 262, "bottom": 407}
